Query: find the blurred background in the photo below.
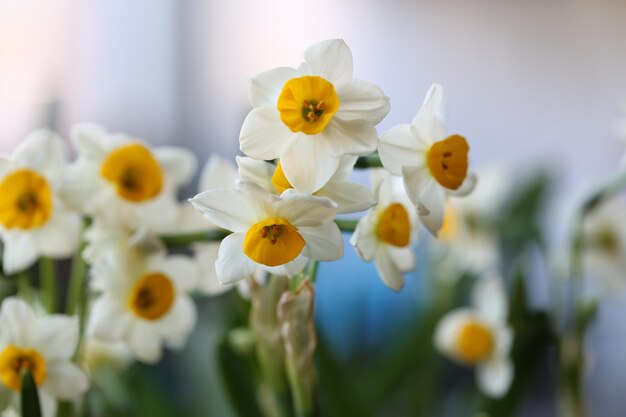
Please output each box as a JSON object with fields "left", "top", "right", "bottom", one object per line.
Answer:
{"left": 1, "top": 0, "right": 626, "bottom": 415}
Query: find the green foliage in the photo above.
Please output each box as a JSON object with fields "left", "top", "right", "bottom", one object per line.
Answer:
{"left": 21, "top": 370, "right": 41, "bottom": 417}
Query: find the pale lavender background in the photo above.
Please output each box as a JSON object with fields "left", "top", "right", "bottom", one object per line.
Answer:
{"left": 1, "top": 0, "right": 626, "bottom": 415}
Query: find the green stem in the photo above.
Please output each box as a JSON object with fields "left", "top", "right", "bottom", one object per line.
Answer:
{"left": 39, "top": 257, "right": 57, "bottom": 313}
{"left": 307, "top": 260, "right": 319, "bottom": 284}
{"left": 333, "top": 219, "right": 358, "bottom": 233}
{"left": 16, "top": 271, "right": 34, "bottom": 304}
{"left": 66, "top": 248, "right": 88, "bottom": 315}
{"left": 354, "top": 153, "right": 383, "bottom": 169}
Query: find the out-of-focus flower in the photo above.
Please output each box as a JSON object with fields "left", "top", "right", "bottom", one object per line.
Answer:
{"left": 434, "top": 276, "right": 513, "bottom": 398}
{"left": 237, "top": 155, "right": 375, "bottom": 215}
{"left": 80, "top": 337, "right": 133, "bottom": 375}
{"left": 239, "top": 39, "right": 390, "bottom": 193}
{"left": 0, "top": 130, "right": 81, "bottom": 274}
{"left": 436, "top": 168, "right": 510, "bottom": 275}
{"left": 378, "top": 84, "right": 475, "bottom": 236}
{"left": 190, "top": 182, "right": 343, "bottom": 284}
{"left": 581, "top": 199, "right": 626, "bottom": 294}
{"left": 62, "top": 123, "right": 196, "bottom": 232}
{"left": 89, "top": 253, "right": 199, "bottom": 364}
{"left": 350, "top": 170, "right": 417, "bottom": 291}
{"left": 0, "top": 297, "right": 88, "bottom": 417}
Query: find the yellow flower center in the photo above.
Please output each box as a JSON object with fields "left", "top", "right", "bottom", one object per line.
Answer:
{"left": 0, "top": 345, "right": 47, "bottom": 391}
{"left": 271, "top": 161, "right": 294, "bottom": 193}
{"left": 243, "top": 218, "right": 305, "bottom": 267}
{"left": 438, "top": 204, "right": 460, "bottom": 241}
{"left": 377, "top": 203, "right": 411, "bottom": 247}
{"left": 277, "top": 76, "right": 340, "bottom": 135}
{"left": 100, "top": 143, "right": 164, "bottom": 202}
{"left": 0, "top": 169, "right": 53, "bottom": 230}
{"left": 455, "top": 320, "right": 495, "bottom": 364}
{"left": 128, "top": 272, "right": 175, "bottom": 320}
{"left": 426, "top": 134, "right": 469, "bottom": 190}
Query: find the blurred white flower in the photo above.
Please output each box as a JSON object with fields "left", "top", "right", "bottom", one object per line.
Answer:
{"left": 379, "top": 84, "right": 475, "bottom": 236}
{"left": 350, "top": 170, "right": 417, "bottom": 291}
{"left": 89, "top": 253, "right": 199, "bottom": 364}
{"left": 581, "top": 199, "right": 626, "bottom": 294}
{"left": 239, "top": 39, "right": 390, "bottom": 193}
{"left": 81, "top": 337, "right": 133, "bottom": 374}
{"left": 434, "top": 276, "right": 513, "bottom": 398}
{"left": 237, "top": 155, "right": 375, "bottom": 214}
{"left": 0, "top": 130, "right": 81, "bottom": 274}
{"left": 190, "top": 182, "right": 343, "bottom": 284}
{"left": 0, "top": 297, "right": 88, "bottom": 417}
{"left": 62, "top": 123, "right": 196, "bottom": 232}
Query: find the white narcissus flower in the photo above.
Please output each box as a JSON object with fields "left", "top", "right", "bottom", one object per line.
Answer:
{"left": 0, "top": 130, "right": 81, "bottom": 274}
{"left": 434, "top": 276, "right": 513, "bottom": 398}
{"left": 239, "top": 39, "right": 390, "bottom": 193}
{"left": 581, "top": 199, "right": 626, "bottom": 294}
{"left": 349, "top": 169, "right": 417, "bottom": 291}
{"left": 89, "top": 254, "right": 199, "bottom": 364}
{"left": 62, "top": 123, "right": 196, "bottom": 232}
{"left": 378, "top": 84, "right": 475, "bottom": 236}
{"left": 0, "top": 297, "right": 88, "bottom": 417}
{"left": 190, "top": 182, "right": 343, "bottom": 284}
{"left": 237, "top": 155, "right": 375, "bottom": 214}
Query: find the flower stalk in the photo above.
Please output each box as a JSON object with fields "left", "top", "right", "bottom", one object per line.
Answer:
{"left": 39, "top": 257, "right": 57, "bottom": 313}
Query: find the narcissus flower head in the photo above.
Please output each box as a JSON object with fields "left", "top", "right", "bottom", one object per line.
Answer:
{"left": 350, "top": 170, "right": 417, "bottom": 291}
{"left": 434, "top": 276, "right": 513, "bottom": 398}
{"left": 190, "top": 182, "right": 344, "bottom": 284}
{"left": 378, "top": 84, "right": 476, "bottom": 236}
{"left": 239, "top": 39, "right": 390, "bottom": 193}
{"left": 0, "top": 130, "right": 81, "bottom": 274}
{"left": 0, "top": 298, "right": 88, "bottom": 417}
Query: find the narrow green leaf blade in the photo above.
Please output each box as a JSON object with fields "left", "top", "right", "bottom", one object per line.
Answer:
{"left": 21, "top": 370, "right": 42, "bottom": 417}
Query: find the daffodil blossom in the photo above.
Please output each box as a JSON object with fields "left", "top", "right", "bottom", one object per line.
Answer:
{"left": 239, "top": 39, "right": 390, "bottom": 193}
{"left": 0, "top": 130, "right": 81, "bottom": 274}
{"left": 350, "top": 170, "right": 417, "bottom": 291}
{"left": 89, "top": 253, "right": 199, "bottom": 364}
{"left": 236, "top": 155, "right": 375, "bottom": 214}
{"left": 378, "top": 84, "right": 475, "bottom": 235}
{"left": 190, "top": 182, "right": 343, "bottom": 284}
{"left": 434, "top": 276, "right": 513, "bottom": 398}
{"left": 62, "top": 123, "right": 196, "bottom": 232}
{"left": 0, "top": 297, "right": 88, "bottom": 417}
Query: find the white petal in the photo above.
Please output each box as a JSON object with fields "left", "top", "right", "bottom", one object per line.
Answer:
{"left": 236, "top": 156, "right": 276, "bottom": 193}
{"left": 194, "top": 243, "right": 233, "bottom": 295}
{"left": 298, "top": 221, "right": 343, "bottom": 262}
{"left": 250, "top": 67, "right": 299, "bottom": 108}
{"left": 448, "top": 172, "right": 477, "bottom": 197}
{"left": 317, "top": 180, "right": 375, "bottom": 214}
{"left": 378, "top": 124, "right": 423, "bottom": 176}
{"left": 277, "top": 192, "right": 337, "bottom": 226}
{"left": 159, "top": 296, "right": 197, "bottom": 345}
{"left": 301, "top": 39, "right": 353, "bottom": 92}
{"left": 38, "top": 390, "right": 57, "bottom": 417}
{"left": 35, "top": 316, "right": 79, "bottom": 361}
{"left": 387, "top": 245, "right": 416, "bottom": 272}
{"left": 402, "top": 166, "right": 445, "bottom": 236}
{"left": 472, "top": 275, "right": 508, "bottom": 323}
{"left": 239, "top": 106, "right": 295, "bottom": 160}
{"left": 320, "top": 118, "right": 378, "bottom": 157}
{"left": 199, "top": 154, "right": 239, "bottom": 192}
{"left": 149, "top": 254, "right": 199, "bottom": 292}
{"left": 433, "top": 309, "right": 475, "bottom": 360}
{"left": 494, "top": 325, "right": 514, "bottom": 357}
{"left": 189, "top": 188, "right": 263, "bottom": 232}
{"left": 262, "top": 254, "right": 308, "bottom": 277}
{"left": 336, "top": 79, "right": 390, "bottom": 124}
{"left": 374, "top": 247, "right": 405, "bottom": 291}
{"left": 0, "top": 297, "right": 37, "bottom": 347}
{"left": 155, "top": 147, "right": 197, "bottom": 188}
{"left": 280, "top": 135, "right": 340, "bottom": 193}
{"left": 349, "top": 215, "right": 378, "bottom": 261}
{"left": 33, "top": 210, "right": 81, "bottom": 258}
{"left": 127, "top": 320, "right": 162, "bottom": 364}
{"left": 215, "top": 233, "right": 257, "bottom": 284}
{"left": 70, "top": 123, "right": 111, "bottom": 160}
{"left": 476, "top": 357, "right": 513, "bottom": 398}
{"left": 1, "top": 233, "right": 38, "bottom": 275}
{"left": 412, "top": 83, "right": 446, "bottom": 141}
{"left": 89, "top": 296, "right": 130, "bottom": 341}
{"left": 0, "top": 158, "right": 13, "bottom": 179}
{"left": 13, "top": 130, "right": 66, "bottom": 186}
{"left": 41, "top": 361, "right": 88, "bottom": 399}
{"left": 328, "top": 155, "right": 358, "bottom": 182}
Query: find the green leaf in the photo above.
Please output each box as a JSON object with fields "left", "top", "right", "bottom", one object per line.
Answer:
{"left": 21, "top": 370, "right": 41, "bottom": 417}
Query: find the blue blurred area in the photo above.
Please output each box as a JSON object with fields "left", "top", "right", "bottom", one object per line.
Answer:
{"left": 315, "top": 234, "right": 429, "bottom": 360}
